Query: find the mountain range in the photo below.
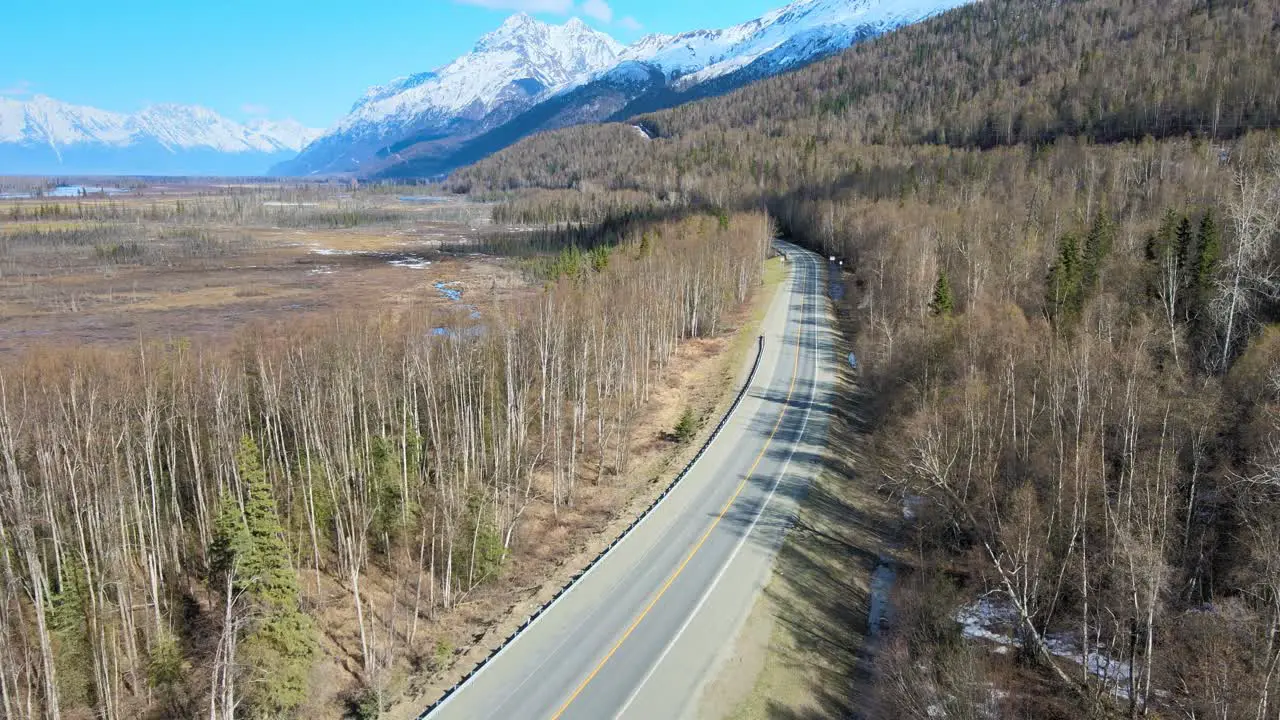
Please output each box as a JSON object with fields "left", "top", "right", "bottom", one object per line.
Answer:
{"left": 275, "top": 0, "right": 971, "bottom": 179}
{"left": 0, "top": 0, "right": 969, "bottom": 178}
{"left": 0, "top": 96, "right": 321, "bottom": 176}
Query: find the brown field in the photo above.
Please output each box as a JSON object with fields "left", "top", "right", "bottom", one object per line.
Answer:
{"left": 0, "top": 185, "right": 525, "bottom": 354}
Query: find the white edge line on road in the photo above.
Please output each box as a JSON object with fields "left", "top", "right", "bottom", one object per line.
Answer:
{"left": 422, "top": 243, "right": 796, "bottom": 719}
{"left": 613, "top": 251, "right": 820, "bottom": 720}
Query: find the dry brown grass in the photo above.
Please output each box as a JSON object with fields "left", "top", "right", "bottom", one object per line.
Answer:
{"left": 0, "top": 193, "right": 521, "bottom": 355}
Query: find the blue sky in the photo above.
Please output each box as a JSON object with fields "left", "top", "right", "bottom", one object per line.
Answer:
{"left": 0, "top": 0, "right": 784, "bottom": 129}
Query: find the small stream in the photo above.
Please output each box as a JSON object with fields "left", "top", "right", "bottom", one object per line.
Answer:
{"left": 868, "top": 559, "right": 897, "bottom": 638}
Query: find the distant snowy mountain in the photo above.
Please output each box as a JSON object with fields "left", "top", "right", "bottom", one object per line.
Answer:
{"left": 277, "top": 0, "right": 973, "bottom": 179}
{"left": 273, "top": 14, "right": 624, "bottom": 177}
{"left": 0, "top": 95, "right": 321, "bottom": 176}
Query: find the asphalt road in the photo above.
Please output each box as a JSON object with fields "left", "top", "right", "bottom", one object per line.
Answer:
{"left": 426, "top": 241, "right": 835, "bottom": 720}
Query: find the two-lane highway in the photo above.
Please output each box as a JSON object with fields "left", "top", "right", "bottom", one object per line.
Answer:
{"left": 425, "top": 241, "right": 835, "bottom": 720}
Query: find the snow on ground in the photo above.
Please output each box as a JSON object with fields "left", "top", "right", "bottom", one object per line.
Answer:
{"left": 956, "top": 596, "right": 1021, "bottom": 648}
{"left": 955, "top": 595, "right": 1133, "bottom": 696}
{"left": 310, "top": 246, "right": 432, "bottom": 270}
{"left": 903, "top": 494, "right": 924, "bottom": 520}
{"left": 389, "top": 257, "right": 431, "bottom": 269}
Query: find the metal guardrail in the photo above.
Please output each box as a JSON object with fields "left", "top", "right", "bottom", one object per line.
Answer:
{"left": 418, "top": 334, "right": 768, "bottom": 718}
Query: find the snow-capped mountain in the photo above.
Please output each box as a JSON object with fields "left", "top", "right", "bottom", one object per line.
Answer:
{"left": 0, "top": 95, "right": 321, "bottom": 176}
{"left": 276, "top": 0, "right": 973, "bottom": 179}
{"left": 619, "top": 0, "right": 964, "bottom": 90}
{"left": 347, "top": 15, "right": 621, "bottom": 128}
{"left": 273, "top": 14, "right": 623, "bottom": 177}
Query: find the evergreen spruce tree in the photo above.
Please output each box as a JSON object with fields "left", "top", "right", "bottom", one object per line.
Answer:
{"left": 930, "top": 269, "right": 955, "bottom": 316}
{"left": 1193, "top": 209, "right": 1221, "bottom": 308}
{"left": 1175, "top": 214, "right": 1196, "bottom": 276}
{"left": 207, "top": 436, "right": 318, "bottom": 719}
{"left": 1082, "top": 208, "right": 1115, "bottom": 291}
{"left": 1046, "top": 234, "right": 1084, "bottom": 327}
{"left": 1189, "top": 209, "right": 1222, "bottom": 357}
{"left": 590, "top": 245, "right": 610, "bottom": 273}
{"left": 208, "top": 490, "right": 252, "bottom": 593}
{"left": 637, "top": 231, "right": 653, "bottom": 258}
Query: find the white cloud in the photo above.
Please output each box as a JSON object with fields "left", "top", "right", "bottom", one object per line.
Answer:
{"left": 454, "top": 0, "right": 574, "bottom": 11}
{"left": 0, "top": 80, "right": 33, "bottom": 97}
{"left": 455, "top": 0, "right": 633, "bottom": 28}
{"left": 241, "top": 103, "right": 270, "bottom": 116}
{"left": 580, "top": 0, "right": 612, "bottom": 23}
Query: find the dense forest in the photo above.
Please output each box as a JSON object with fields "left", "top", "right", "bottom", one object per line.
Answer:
{"left": 443, "top": 0, "right": 1280, "bottom": 716}
{"left": 0, "top": 214, "right": 768, "bottom": 718}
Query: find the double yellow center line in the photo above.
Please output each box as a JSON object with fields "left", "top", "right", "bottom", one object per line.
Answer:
{"left": 550, "top": 255, "right": 811, "bottom": 719}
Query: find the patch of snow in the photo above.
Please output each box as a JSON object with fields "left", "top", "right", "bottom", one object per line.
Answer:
{"left": 956, "top": 595, "right": 1133, "bottom": 698}
{"left": 903, "top": 494, "right": 924, "bottom": 520}
{"left": 956, "top": 596, "right": 1021, "bottom": 646}
{"left": 389, "top": 257, "right": 431, "bottom": 270}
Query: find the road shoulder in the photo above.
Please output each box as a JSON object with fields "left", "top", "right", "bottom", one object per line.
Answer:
{"left": 705, "top": 261, "right": 906, "bottom": 720}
